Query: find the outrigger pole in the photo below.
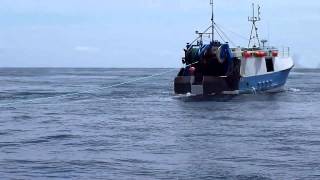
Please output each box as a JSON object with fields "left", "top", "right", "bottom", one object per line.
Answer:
{"left": 210, "top": 0, "right": 214, "bottom": 43}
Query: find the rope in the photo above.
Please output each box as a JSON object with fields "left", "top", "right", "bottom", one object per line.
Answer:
{"left": 0, "top": 69, "right": 177, "bottom": 107}
{"left": 215, "top": 22, "right": 249, "bottom": 42}
{"left": 214, "top": 28, "right": 226, "bottom": 43}
{"left": 216, "top": 26, "right": 226, "bottom": 42}
{"left": 214, "top": 23, "right": 237, "bottom": 47}
{"left": 0, "top": 62, "right": 200, "bottom": 107}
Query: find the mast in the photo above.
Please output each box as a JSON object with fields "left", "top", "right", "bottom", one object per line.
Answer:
{"left": 248, "top": 3, "right": 261, "bottom": 48}
{"left": 210, "top": 0, "right": 214, "bottom": 43}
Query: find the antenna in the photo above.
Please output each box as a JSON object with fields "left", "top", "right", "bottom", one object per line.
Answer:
{"left": 210, "top": 0, "right": 214, "bottom": 43}
{"left": 248, "top": 3, "right": 261, "bottom": 48}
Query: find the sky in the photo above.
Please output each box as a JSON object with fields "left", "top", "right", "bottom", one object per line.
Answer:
{"left": 0, "top": 0, "right": 319, "bottom": 68}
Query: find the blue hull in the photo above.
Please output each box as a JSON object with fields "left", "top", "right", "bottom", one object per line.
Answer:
{"left": 174, "top": 67, "right": 293, "bottom": 95}
{"left": 239, "top": 67, "right": 292, "bottom": 94}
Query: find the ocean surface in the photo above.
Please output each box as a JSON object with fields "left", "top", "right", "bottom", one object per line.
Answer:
{"left": 0, "top": 68, "right": 319, "bottom": 180}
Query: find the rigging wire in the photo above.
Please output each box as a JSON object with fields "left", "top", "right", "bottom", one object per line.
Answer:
{"left": 214, "top": 28, "right": 226, "bottom": 43}
{"left": 215, "top": 22, "right": 249, "bottom": 42}
{"left": 214, "top": 23, "right": 236, "bottom": 47}
{"left": 0, "top": 62, "right": 200, "bottom": 107}
{"left": 0, "top": 69, "right": 176, "bottom": 107}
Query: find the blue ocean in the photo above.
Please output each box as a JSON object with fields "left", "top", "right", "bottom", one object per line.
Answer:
{"left": 0, "top": 68, "right": 319, "bottom": 179}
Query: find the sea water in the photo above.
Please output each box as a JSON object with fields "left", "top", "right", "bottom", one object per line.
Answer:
{"left": 0, "top": 68, "right": 319, "bottom": 179}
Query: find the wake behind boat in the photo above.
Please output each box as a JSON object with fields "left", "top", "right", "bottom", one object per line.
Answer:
{"left": 174, "top": 1, "right": 294, "bottom": 95}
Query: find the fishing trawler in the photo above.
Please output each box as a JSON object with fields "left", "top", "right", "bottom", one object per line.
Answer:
{"left": 174, "top": 2, "right": 294, "bottom": 95}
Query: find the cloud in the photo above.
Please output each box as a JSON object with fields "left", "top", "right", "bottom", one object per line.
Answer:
{"left": 74, "top": 46, "right": 100, "bottom": 53}
{"left": 0, "top": 0, "right": 319, "bottom": 67}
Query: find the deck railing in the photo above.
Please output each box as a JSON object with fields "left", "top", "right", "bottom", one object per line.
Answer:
{"left": 280, "top": 47, "right": 290, "bottom": 57}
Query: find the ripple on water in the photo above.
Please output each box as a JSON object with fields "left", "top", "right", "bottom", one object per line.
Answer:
{"left": 0, "top": 68, "right": 319, "bottom": 179}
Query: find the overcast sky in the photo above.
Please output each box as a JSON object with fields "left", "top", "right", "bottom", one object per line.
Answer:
{"left": 0, "top": 0, "right": 319, "bottom": 68}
